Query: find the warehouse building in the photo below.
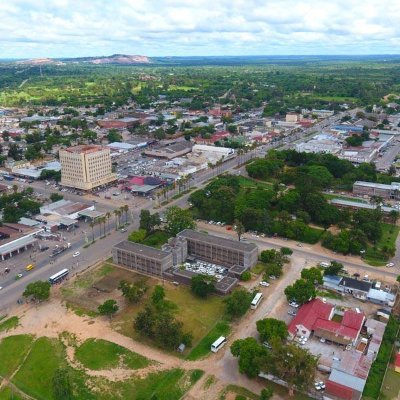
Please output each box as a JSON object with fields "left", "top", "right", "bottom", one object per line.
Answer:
{"left": 112, "top": 241, "right": 173, "bottom": 276}
{"left": 177, "top": 229, "right": 258, "bottom": 269}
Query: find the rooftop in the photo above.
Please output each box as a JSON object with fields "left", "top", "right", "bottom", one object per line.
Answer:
{"left": 340, "top": 277, "right": 372, "bottom": 292}
{"left": 177, "top": 229, "right": 257, "bottom": 252}
{"left": 63, "top": 145, "right": 106, "bottom": 154}
{"left": 113, "top": 240, "right": 172, "bottom": 260}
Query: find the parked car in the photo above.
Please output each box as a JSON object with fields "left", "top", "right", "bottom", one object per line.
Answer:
{"left": 120, "top": 228, "right": 127, "bottom": 233}
{"left": 288, "top": 310, "right": 297, "bottom": 316}
{"left": 289, "top": 301, "right": 299, "bottom": 308}
{"left": 73, "top": 251, "right": 80, "bottom": 257}
{"left": 259, "top": 281, "right": 270, "bottom": 287}
{"left": 386, "top": 262, "right": 395, "bottom": 268}
{"left": 262, "top": 341, "right": 272, "bottom": 349}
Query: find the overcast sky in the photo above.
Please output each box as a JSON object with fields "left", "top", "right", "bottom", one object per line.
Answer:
{"left": 1, "top": 0, "right": 400, "bottom": 58}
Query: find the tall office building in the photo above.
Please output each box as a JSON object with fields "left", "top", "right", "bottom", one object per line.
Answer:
{"left": 60, "top": 145, "right": 116, "bottom": 190}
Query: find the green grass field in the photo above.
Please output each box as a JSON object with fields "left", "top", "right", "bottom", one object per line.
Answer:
{"left": 13, "top": 337, "right": 66, "bottom": 400}
{"left": 186, "top": 321, "right": 231, "bottom": 361}
{"left": 75, "top": 339, "right": 150, "bottom": 370}
{"left": 0, "top": 334, "right": 201, "bottom": 400}
{"left": 112, "top": 283, "right": 227, "bottom": 356}
{"left": 141, "top": 230, "right": 172, "bottom": 248}
{"left": 0, "top": 335, "right": 34, "bottom": 378}
{"left": 364, "top": 223, "right": 400, "bottom": 266}
{"left": 0, "top": 316, "right": 19, "bottom": 333}
{"left": 380, "top": 368, "right": 400, "bottom": 400}
{"left": 237, "top": 176, "right": 273, "bottom": 190}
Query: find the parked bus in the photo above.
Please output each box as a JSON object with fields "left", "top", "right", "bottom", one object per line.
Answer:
{"left": 49, "top": 268, "right": 69, "bottom": 284}
{"left": 211, "top": 336, "right": 227, "bottom": 353}
{"left": 251, "top": 292, "right": 263, "bottom": 310}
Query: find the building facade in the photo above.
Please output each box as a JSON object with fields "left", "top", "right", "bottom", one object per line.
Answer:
{"left": 353, "top": 181, "right": 400, "bottom": 200}
{"left": 113, "top": 240, "right": 173, "bottom": 276}
{"left": 60, "top": 145, "right": 116, "bottom": 190}
{"left": 177, "top": 229, "right": 258, "bottom": 269}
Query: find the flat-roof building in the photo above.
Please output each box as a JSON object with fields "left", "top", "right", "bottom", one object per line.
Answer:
{"left": 177, "top": 229, "right": 258, "bottom": 269}
{"left": 112, "top": 240, "right": 173, "bottom": 277}
{"left": 353, "top": 181, "right": 400, "bottom": 200}
{"left": 60, "top": 145, "right": 117, "bottom": 190}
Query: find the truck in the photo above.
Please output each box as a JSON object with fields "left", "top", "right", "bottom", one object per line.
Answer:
{"left": 50, "top": 243, "right": 71, "bottom": 257}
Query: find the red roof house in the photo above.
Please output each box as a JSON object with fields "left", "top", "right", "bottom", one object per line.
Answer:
{"left": 288, "top": 299, "right": 364, "bottom": 345}
{"left": 395, "top": 353, "right": 400, "bottom": 373}
{"left": 325, "top": 381, "right": 353, "bottom": 400}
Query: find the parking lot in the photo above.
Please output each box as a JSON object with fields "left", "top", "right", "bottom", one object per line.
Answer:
{"left": 180, "top": 260, "right": 229, "bottom": 282}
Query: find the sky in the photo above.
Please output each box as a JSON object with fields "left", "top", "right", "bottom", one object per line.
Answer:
{"left": 1, "top": 0, "right": 400, "bottom": 59}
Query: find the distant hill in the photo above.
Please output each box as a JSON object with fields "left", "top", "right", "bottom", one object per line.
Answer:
{"left": 15, "top": 54, "right": 151, "bottom": 65}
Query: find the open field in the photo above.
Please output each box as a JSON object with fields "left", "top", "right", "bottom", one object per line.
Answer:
{"left": 0, "top": 316, "right": 19, "bottom": 333}
{"left": 237, "top": 176, "right": 274, "bottom": 190}
{"left": 0, "top": 334, "right": 202, "bottom": 400}
{"left": 364, "top": 224, "right": 400, "bottom": 266}
{"left": 75, "top": 338, "right": 151, "bottom": 370}
{"left": 62, "top": 263, "right": 227, "bottom": 357}
{"left": 380, "top": 368, "right": 400, "bottom": 400}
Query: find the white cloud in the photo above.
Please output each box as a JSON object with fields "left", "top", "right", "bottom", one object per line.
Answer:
{"left": 0, "top": 0, "right": 399, "bottom": 58}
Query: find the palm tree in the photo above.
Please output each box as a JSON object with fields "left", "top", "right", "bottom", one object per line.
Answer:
{"left": 114, "top": 209, "right": 121, "bottom": 230}
{"left": 105, "top": 212, "right": 111, "bottom": 234}
{"left": 89, "top": 221, "right": 95, "bottom": 242}
{"left": 123, "top": 205, "right": 129, "bottom": 224}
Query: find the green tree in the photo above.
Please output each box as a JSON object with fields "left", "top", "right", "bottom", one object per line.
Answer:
{"left": 231, "top": 337, "right": 267, "bottom": 378}
{"left": 225, "top": 289, "right": 253, "bottom": 318}
{"left": 165, "top": 206, "right": 195, "bottom": 236}
{"left": 139, "top": 209, "right": 161, "bottom": 233}
{"left": 260, "top": 341, "right": 317, "bottom": 393}
{"left": 98, "top": 299, "right": 119, "bottom": 319}
{"left": 256, "top": 318, "right": 288, "bottom": 343}
{"left": 52, "top": 367, "right": 72, "bottom": 400}
{"left": 128, "top": 229, "right": 147, "bottom": 243}
{"left": 260, "top": 388, "right": 273, "bottom": 400}
{"left": 191, "top": 275, "right": 215, "bottom": 298}
{"left": 119, "top": 280, "right": 148, "bottom": 304}
{"left": 240, "top": 271, "right": 251, "bottom": 281}
{"left": 23, "top": 281, "right": 51, "bottom": 302}
{"left": 151, "top": 285, "right": 166, "bottom": 307}
{"left": 324, "top": 261, "right": 344, "bottom": 276}
{"left": 234, "top": 219, "right": 245, "bottom": 241}
{"left": 301, "top": 267, "right": 323, "bottom": 285}
{"left": 284, "top": 279, "right": 316, "bottom": 305}
{"left": 107, "top": 129, "right": 122, "bottom": 142}
{"left": 134, "top": 304, "right": 155, "bottom": 337}
{"left": 50, "top": 193, "right": 63, "bottom": 202}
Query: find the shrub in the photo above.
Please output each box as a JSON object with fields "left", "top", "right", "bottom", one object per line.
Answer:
{"left": 240, "top": 271, "right": 251, "bottom": 281}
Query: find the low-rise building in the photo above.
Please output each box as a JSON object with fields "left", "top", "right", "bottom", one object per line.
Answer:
{"left": 353, "top": 181, "right": 400, "bottom": 200}
{"left": 177, "top": 229, "right": 258, "bottom": 269}
{"left": 112, "top": 241, "right": 173, "bottom": 276}
{"left": 144, "top": 141, "right": 193, "bottom": 159}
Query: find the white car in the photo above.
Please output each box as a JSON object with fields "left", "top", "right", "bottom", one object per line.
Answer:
{"left": 289, "top": 301, "right": 300, "bottom": 308}
{"left": 73, "top": 251, "right": 80, "bottom": 257}
{"left": 259, "top": 281, "right": 270, "bottom": 287}
{"left": 0, "top": 286, "right": 2, "bottom": 290}
{"left": 386, "top": 263, "right": 395, "bottom": 268}
{"left": 314, "top": 382, "right": 322, "bottom": 391}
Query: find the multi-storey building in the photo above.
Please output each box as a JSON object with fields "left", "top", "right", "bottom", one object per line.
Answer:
{"left": 177, "top": 229, "right": 258, "bottom": 269}
{"left": 353, "top": 181, "right": 400, "bottom": 200}
{"left": 112, "top": 241, "right": 173, "bottom": 276}
{"left": 60, "top": 145, "right": 116, "bottom": 190}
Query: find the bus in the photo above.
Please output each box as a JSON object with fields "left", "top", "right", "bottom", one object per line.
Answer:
{"left": 49, "top": 268, "right": 69, "bottom": 284}
{"left": 251, "top": 292, "right": 263, "bottom": 310}
{"left": 211, "top": 336, "right": 227, "bottom": 353}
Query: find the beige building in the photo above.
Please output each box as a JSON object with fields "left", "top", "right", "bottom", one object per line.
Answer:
{"left": 60, "top": 145, "right": 116, "bottom": 190}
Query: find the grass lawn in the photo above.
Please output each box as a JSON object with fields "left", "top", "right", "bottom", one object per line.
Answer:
{"left": 168, "top": 85, "right": 198, "bottom": 91}
{"left": 0, "top": 335, "right": 34, "bottom": 378}
{"left": 96, "top": 368, "right": 203, "bottom": 400}
{"left": 380, "top": 368, "right": 400, "bottom": 400}
{"left": 75, "top": 338, "right": 150, "bottom": 370}
{"left": 12, "top": 337, "right": 66, "bottom": 400}
{"left": 141, "top": 230, "right": 172, "bottom": 248}
{"left": 237, "top": 176, "right": 273, "bottom": 190}
{"left": 0, "top": 316, "right": 19, "bottom": 333}
{"left": 316, "top": 290, "right": 343, "bottom": 300}
{"left": 113, "top": 284, "right": 227, "bottom": 356}
{"left": 364, "top": 223, "right": 400, "bottom": 266}
{"left": 186, "top": 321, "right": 231, "bottom": 361}
{"left": 0, "top": 387, "right": 24, "bottom": 400}
{"left": 251, "top": 262, "right": 266, "bottom": 275}
{"left": 222, "top": 384, "right": 259, "bottom": 400}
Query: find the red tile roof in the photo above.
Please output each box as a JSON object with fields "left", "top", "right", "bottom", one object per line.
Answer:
{"left": 326, "top": 380, "right": 353, "bottom": 400}
{"left": 288, "top": 299, "right": 364, "bottom": 340}
{"left": 395, "top": 353, "right": 400, "bottom": 368}
{"left": 288, "top": 299, "right": 333, "bottom": 335}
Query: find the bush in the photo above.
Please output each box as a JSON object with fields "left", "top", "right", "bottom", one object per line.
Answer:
{"left": 280, "top": 247, "right": 293, "bottom": 256}
{"left": 128, "top": 229, "right": 147, "bottom": 243}
{"left": 240, "top": 271, "right": 251, "bottom": 281}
